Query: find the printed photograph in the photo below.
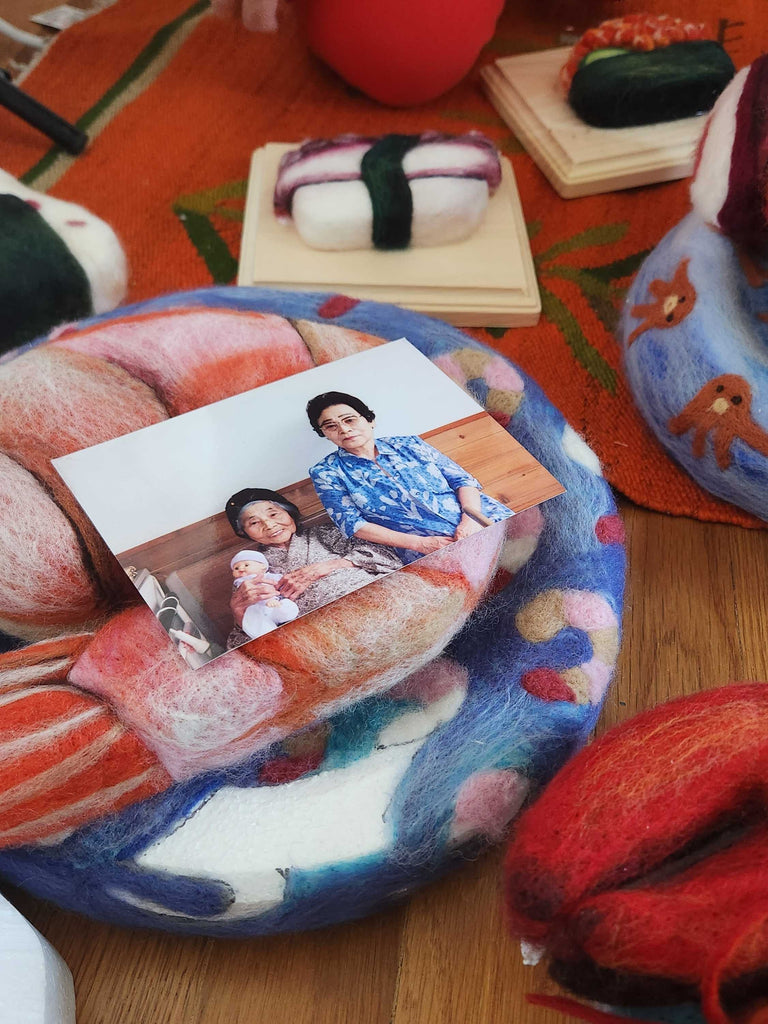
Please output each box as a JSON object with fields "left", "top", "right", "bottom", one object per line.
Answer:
{"left": 53, "top": 339, "right": 564, "bottom": 666}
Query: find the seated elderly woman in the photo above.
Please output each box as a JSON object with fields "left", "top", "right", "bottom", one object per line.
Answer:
{"left": 225, "top": 486, "right": 402, "bottom": 647}
{"left": 306, "top": 391, "right": 514, "bottom": 564}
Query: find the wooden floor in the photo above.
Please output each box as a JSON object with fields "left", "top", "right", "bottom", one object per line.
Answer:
{"left": 8, "top": 499, "right": 767, "bottom": 1024}
{"left": 2, "top": 4, "right": 768, "bottom": 1022}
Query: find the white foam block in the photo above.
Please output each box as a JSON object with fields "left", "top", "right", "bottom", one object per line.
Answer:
{"left": 0, "top": 894, "right": 76, "bottom": 1024}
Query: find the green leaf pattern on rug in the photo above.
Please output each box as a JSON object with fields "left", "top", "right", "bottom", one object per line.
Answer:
{"left": 533, "top": 221, "right": 650, "bottom": 395}
{"left": 172, "top": 180, "right": 247, "bottom": 284}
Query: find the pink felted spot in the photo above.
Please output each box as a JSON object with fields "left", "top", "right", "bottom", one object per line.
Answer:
{"left": 451, "top": 768, "right": 530, "bottom": 841}
{"left": 388, "top": 657, "right": 468, "bottom": 704}
{"left": 491, "top": 411, "right": 511, "bottom": 428}
{"left": 69, "top": 607, "right": 286, "bottom": 779}
{"left": 54, "top": 309, "right": 315, "bottom": 415}
{"left": 422, "top": 519, "right": 505, "bottom": 589}
{"left": 595, "top": 514, "right": 625, "bottom": 545}
{"left": 25, "top": 199, "right": 40, "bottom": 210}
{"left": 433, "top": 352, "right": 467, "bottom": 386}
{"left": 65, "top": 219, "right": 87, "bottom": 227}
{"left": 562, "top": 591, "right": 617, "bottom": 632}
{"left": 522, "top": 668, "right": 576, "bottom": 703}
{"left": 317, "top": 295, "right": 360, "bottom": 319}
{"left": 580, "top": 657, "right": 613, "bottom": 703}
{"left": 506, "top": 505, "right": 544, "bottom": 540}
{"left": 484, "top": 356, "right": 524, "bottom": 393}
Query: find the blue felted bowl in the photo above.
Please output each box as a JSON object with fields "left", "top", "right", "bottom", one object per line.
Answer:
{"left": 620, "top": 212, "right": 768, "bottom": 522}
{"left": 0, "top": 288, "right": 625, "bottom": 934}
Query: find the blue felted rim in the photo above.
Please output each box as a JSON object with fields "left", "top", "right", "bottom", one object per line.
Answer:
{"left": 0, "top": 288, "right": 625, "bottom": 934}
{"left": 621, "top": 211, "right": 768, "bottom": 522}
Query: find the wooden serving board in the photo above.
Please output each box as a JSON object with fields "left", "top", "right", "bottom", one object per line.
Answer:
{"left": 482, "top": 47, "right": 708, "bottom": 199}
{"left": 237, "top": 143, "right": 541, "bottom": 328}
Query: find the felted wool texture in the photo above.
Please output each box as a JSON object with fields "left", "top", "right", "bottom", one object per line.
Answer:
{"left": 505, "top": 683, "right": 768, "bottom": 1024}
{"left": 274, "top": 132, "right": 501, "bottom": 251}
{"left": 0, "top": 168, "right": 126, "bottom": 353}
{"left": 690, "top": 56, "right": 768, "bottom": 250}
{"left": 620, "top": 210, "right": 768, "bottom": 521}
{"left": 0, "top": 288, "right": 624, "bottom": 935}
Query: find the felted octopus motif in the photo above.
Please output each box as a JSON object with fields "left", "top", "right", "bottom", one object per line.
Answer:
{"left": 627, "top": 257, "right": 697, "bottom": 346}
{"left": 669, "top": 374, "right": 768, "bottom": 470}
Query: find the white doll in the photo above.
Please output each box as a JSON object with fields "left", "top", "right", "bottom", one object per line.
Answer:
{"left": 230, "top": 549, "right": 299, "bottom": 639}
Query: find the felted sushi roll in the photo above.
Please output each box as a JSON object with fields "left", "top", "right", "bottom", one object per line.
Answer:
{"left": 0, "top": 168, "right": 127, "bottom": 353}
{"left": 561, "top": 14, "right": 735, "bottom": 129}
{"left": 273, "top": 131, "right": 502, "bottom": 251}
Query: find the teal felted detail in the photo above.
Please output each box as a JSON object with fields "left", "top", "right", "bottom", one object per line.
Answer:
{"left": 0, "top": 194, "right": 92, "bottom": 352}
{"left": 360, "top": 133, "right": 421, "bottom": 250}
{"left": 569, "top": 41, "right": 735, "bottom": 128}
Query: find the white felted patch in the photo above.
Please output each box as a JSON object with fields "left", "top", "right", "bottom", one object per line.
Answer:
{"left": 0, "top": 893, "right": 75, "bottom": 1024}
{"left": 0, "top": 168, "right": 127, "bottom": 313}
{"left": 291, "top": 180, "right": 373, "bottom": 250}
{"left": 690, "top": 66, "right": 748, "bottom": 228}
{"left": 290, "top": 177, "right": 490, "bottom": 250}
{"left": 376, "top": 683, "right": 467, "bottom": 747}
{"left": 135, "top": 738, "right": 425, "bottom": 918}
{"left": 409, "top": 177, "right": 489, "bottom": 247}
{"left": 520, "top": 940, "right": 544, "bottom": 966}
{"left": 561, "top": 424, "right": 602, "bottom": 475}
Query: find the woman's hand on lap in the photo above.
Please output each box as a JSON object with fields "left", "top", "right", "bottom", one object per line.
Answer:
{"left": 411, "top": 535, "right": 454, "bottom": 555}
{"left": 279, "top": 559, "right": 349, "bottom": 599}
{"left": 454, "top": 515, "right": 484, "bottom": 541}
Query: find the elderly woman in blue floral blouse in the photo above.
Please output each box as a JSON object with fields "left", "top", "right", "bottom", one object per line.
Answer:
{"left": 306, "top": 391, "right": 514, "bottom": 565}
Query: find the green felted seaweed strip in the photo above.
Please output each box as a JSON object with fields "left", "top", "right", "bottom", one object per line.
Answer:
{"left": 0, "top": 195, "right": 91, "bottom": 352}
{"left": 360, "top": 134, "right": 421, "bottom": 250}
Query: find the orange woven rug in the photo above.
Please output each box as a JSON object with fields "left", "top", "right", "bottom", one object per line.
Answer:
{"left": 3, "top": 0, "right": 767, "bottom": 528}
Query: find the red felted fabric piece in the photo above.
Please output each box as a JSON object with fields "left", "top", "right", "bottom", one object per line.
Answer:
{"left": 504, "top": 683, "right": 768, "bottom": 1021}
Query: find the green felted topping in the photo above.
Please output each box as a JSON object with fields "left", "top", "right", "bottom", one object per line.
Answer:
{"left": 580, "top": 47, "right": 631, "bottom": 68}
{"left": 360, "top": 133, "right": 421, "bottom": 250}
{"left": 569, "top": 40, "right": 736, "bottom": 129}
{"left": 0, "top": 194, "right": 92, "bottom": 352}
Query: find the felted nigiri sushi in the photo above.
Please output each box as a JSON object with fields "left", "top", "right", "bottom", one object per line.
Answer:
{"left": 562, "top": 14, "right": 735, "bottom": 129}
{"left": 273, "top": 131, "right": 502, "bottom": 252}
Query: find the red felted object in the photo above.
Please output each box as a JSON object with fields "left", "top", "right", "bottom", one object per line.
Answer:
{"left": 504, "top": 683, "right": 768, "bottom": 1024}
{"left": 296, "top": 0, "right": 506, "bottom": 106}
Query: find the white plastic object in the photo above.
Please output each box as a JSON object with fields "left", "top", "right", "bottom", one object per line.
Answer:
{"left": 0, "top": 893, "right": 76, "bottom": 1024}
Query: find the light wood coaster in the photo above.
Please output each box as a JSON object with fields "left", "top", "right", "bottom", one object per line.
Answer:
{"left": 482, "top": 47, "right": 708, "bottom": 199}
{"left": 237, "top": 143, "right": 541, "bottom": 328}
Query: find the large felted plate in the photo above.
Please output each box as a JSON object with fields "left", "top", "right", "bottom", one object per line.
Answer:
{"left": 0, "top": 288, "right": 624, "bottom": 934}
{"left": 620, "top": 212, "right": 768, "bottom": 522}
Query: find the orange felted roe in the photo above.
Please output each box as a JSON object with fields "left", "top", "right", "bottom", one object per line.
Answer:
{"left": 297, "top": 0, "right": 505, "bottom": 106}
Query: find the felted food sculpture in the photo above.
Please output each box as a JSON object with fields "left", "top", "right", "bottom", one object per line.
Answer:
{"left": 273, "top": 131, "right": 502, "bottom": 251}
{"left": 0, "top": 288, "right": 624, "bottom": 934}
{"left": 620, "top": 54, "right": 768, "bottom": 522}
{"left": 561, "top": 14, "right": 735, "bottom": 129}
{"left": 0, "top": 169, "right": 126, "bottom": 354}
{"left": 505, "top": 683, "right": 768, "bottom": 1024}
{"left": 211, "top": 0, "right": 506, "bottom": 106}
